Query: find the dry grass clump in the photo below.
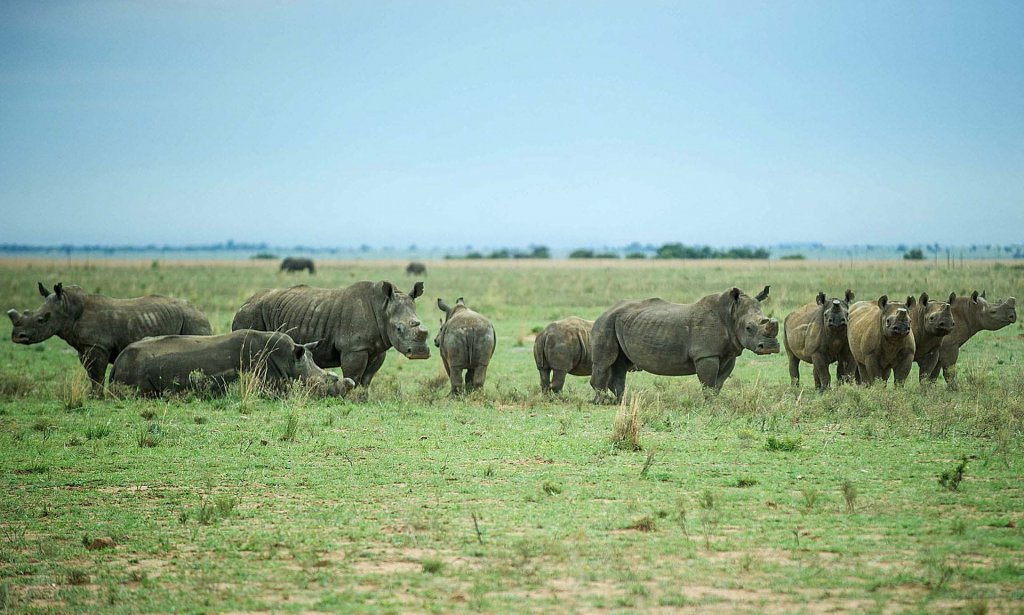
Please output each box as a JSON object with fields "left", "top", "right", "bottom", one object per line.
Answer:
{"left": 611, "top": 393, "right": 645, "bottom": 451}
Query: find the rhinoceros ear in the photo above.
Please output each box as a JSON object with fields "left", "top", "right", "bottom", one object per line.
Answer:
{"left": 730, "top": 288, "right": 741, "bottom": 302}
{"left": 919, "top": 292, "right": 929, "bottom": 306}
{"left": 54, "top": 283, "right": 63, "bottom": 298}
{"left": 845, "top": 289, "right": 855, "bottom": 303}
{"left": 410, "top": 281, "right": 424, "bottom": 300}
{"left": 755, "top": 286, "right": 770, "bottom": 302}
{"left": 437, "top": 298, "right": 450, "bottom": 314}
{"left": 294, "top": 341, "right": 318, "bottom": 360}
{"left": 456, "top": 297, "right": 465, "bottom": 306}
{"left": 948, "top": 292, "right": 956, "bottom": 303}
{"left": 816, "top": 292, "right": 826, "bottom": 306}
{"left": 6, "top": 309, "right": 19, "bottom": 323}
{"left": 971, "top": 291, "right": 979, "bottom": 303}
{"left": 38, "top": 282, "right": 49, "bottom": 298}
{"left": 980, "top": 290, "right": 986, "bottom": 299}
{"left": 878, "top": 295, "right": 888, "bottom": 308}
{"left": 905, "top": 295, "right": 916, "bottom": 309}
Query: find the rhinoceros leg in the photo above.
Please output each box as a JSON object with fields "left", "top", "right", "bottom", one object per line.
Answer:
{"left": 538, "top": 367, "right": 552, "bottom": 393}
{"left": 467, "top": 365, "right": 488, "bottom": 391}
{"left": 942, "top": 364, "right": 959, "bottom": 391}
{"left": 787, "top": 351, "right": 801, "bottom": 387}
{"left": 937, "top": 345, "right": 959, "bottom": 390}
{"left": 360, "top": 352, "right": 387, "bottom": 387}
{"left": 694, "top": 356, "right": 720, "bottom": 390}
{"left": 550, "top": 369, "right": 567, "bottom": 394}
{"left": 715, "top": 356, "right": 736, "bottom": 390}
{"left": 811, "top": 355, "right": 831, "bottom": 391}
{"left": 448, "top": 366, "right": 465, "bottom": 395}
{"left": 338, "top": 351, "right": 369, "bottom": 386}
{"left": 79, "top": 346, "right": 110, "bottom": 395}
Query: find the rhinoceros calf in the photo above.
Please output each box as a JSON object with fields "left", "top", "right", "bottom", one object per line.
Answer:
{"left": 590, "top": 286, "right": 779, "bottom": 403}
{"left": 434, "top": 297, "right": 496, "bottom": 395}
{"left": 848, "top": 295, "right": 916, "bottom": 386}
{"left": 784, "top": 290, "right": 855, "bottom": 390}
{"left": 111, "top": 330, "right": 354, "bottom": 397}
{"left": 231, "top": 281, "right": 430, "bottom": 388}
{"left": 925, "top": 291, "right": 1016, "bottom": 389}
{"left": 7, "top": 282, "right": 212, "bottom": 392}
{"left": 908, "top": 292, "right": 956, "bottom": 384}
{"left": 533, "top": 316, "right": 593, "bottom": 393}
{"left": 280, "top": 257, "right": 315, "bottom": 274}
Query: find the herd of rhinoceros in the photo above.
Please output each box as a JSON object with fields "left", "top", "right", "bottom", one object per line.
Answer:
{"left": 5, "top": 278, "right": 1018, "bottom": 402}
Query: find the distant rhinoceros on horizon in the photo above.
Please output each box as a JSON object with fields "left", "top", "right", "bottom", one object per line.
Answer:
{"left": 280, "top": 257, "right": 315, "bottom": 274}
{"left": 231, "top": 281, "right": 430, "bottom": 388}
{"left": 7, "top": 282, "right": 212, "bottom": 392}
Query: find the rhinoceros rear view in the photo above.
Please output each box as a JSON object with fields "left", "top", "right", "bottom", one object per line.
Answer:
{"left": 231, "top": 281, "right": 429, "bottom": 387}
{"left": 533, "top": 316, "right": 593, "bottom": 393}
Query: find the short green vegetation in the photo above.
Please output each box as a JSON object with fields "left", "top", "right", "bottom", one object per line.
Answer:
{"left": 0, "top": 260, "right": 1021, "bottom": 612}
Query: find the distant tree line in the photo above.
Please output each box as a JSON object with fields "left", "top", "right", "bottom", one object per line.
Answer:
{"left": 446, "top": 245, "right": 551, "bottom": 260}
{"left": 653, "top": 243, "right": 770, "bottom": 260}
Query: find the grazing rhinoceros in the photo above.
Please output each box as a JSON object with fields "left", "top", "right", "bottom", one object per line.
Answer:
{"left": 925, "top": 291, "right": 1016, "bottom": 389}
{"left": 7, "top": 282, "right": 212, "bottom": 392}
{"left": 434, "top": 297, "right": 495, "bottom": 395}
{"left": 589, "top": 286, "right": 779, "bottom": 403}
{"left": 231, "top": 281, "right": 430, "bottom": 387}
{"left": 533, "top": 316, "right": 593, "bottom": 394}
{"left": 848, "top": 295, "right": 915, "bottom": 386}
{"left": 406, "top": 261, "right": 427, "bottom": 276}
{"left": 908, "top": 292, "right": 956, "bottom": 384}
{"left": 110, "top": 330, "right": 355, "bottom": 398}
{"left": 280, "top": 257, "right": 315, "bottom": 274}
{"left": 783, "top": 290, "right": 855, "bottom": 390}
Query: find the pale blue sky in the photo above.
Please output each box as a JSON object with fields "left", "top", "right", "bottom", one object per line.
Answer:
{"left": 1, "top": 1, "right": 1022, "bottom": 248}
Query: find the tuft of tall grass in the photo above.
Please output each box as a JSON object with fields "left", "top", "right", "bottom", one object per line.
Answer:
{"left": 611, "top": 393, "right": 644, "bottom": 451}
{"left": 58, "top": 371, "right": 90, "bottom": 410}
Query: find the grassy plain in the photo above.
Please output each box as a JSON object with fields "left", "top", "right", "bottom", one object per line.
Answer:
{"left": 1, "top": 259, "right": 1022, "bottom": 614}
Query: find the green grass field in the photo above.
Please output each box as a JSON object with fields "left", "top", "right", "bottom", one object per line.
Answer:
{"left": 1, "top": 259, "right": 1022, "bottom": 614}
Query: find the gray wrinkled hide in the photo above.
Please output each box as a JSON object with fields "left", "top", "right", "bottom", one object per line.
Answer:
{"left": 435, "top": 298, "right": 495, "bottom": 394}
{"left": 925, "top": 292, "right": 1016, "bottom": 389}
{"left": 533, "top": 316, "right": 593, "bottom": 393}
{"left": 7, "top": 283, "right": 212, "bottom": 391}
{"left": 908, "top": 292, "right": 956, "bottom": 385}
{"left": 847, "top": 296, "right": 916, "bottom": 386}
{"left": 280, "top": 257, "right": 315, "bottom": 274}
{"left": 783, "top": 290, "right": 854, "bottom": 390}
{"left": 590, "top": 286, "right": 780, "bottom": 403}
{"left": 110, "top": 330, "right": 354, "bottom": 397}
{"left": 231, "top": 281, "right": 429, "bottom": 388}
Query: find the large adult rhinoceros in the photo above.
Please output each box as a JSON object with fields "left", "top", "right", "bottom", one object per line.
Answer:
{"left": 590, "top": 286, "right": 779, "bottom": 403}
{"left": 7, "top": 282, "right": 212, "bottom": 392}
{"left": 231, "top": 281, "right": 430, "bottom": 387}
{"left": 110, "top": 330, "right": 355, "bottom": 398}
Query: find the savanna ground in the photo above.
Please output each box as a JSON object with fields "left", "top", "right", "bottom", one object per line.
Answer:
{"left": 1, "top": 259, "right": 1022, "bottom": 614}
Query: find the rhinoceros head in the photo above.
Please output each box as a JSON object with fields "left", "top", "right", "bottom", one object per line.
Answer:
{"left": 817, "top": 289, "right": 852, "bottom": 331}
{"left": 383, "top": 281, "right": 430, "bottom": 359}
{"left": 731, "top": 286, "right": 780, "bottom": 355}
{"left": 913, "top": 292, "right": 955, "bottom": 337}
{"left": 877, "top": 295, "right": 911, "bottom": 338}
{"left": 290, "top": 341, "right": 356, "bottom": 398}
{"left": 8, "top": 282, "right": 82, "bottom": 345}
{"left": 970, "top": 291, "right": 1017, "bottom": 330}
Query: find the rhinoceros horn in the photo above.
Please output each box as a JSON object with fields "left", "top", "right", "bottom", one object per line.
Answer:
{"left": 6, "top": 309, "right": 19, "bottom": 323}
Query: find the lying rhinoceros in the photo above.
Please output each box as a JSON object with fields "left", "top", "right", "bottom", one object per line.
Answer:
{"left": 231, "top": 281, "right": 430, "bottom": 388}
{"left": 434, "top": 297, "right": 495, "bottom": 395}
{"left": 7, "top": 282, "right": 212, "bottom": 392}
{"left": 110, "top": 330, "right": 354, "bottom": 397}
{"left": 590, "top": 286, "right": 779, "bottom": 403}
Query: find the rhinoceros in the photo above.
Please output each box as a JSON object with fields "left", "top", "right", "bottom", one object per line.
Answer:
{"left": 406, "top": 261, "right": 427, "bottom": 276}
{"left": 231, "top": 281, "right": 430, "bottom": 387}
{"left": 7, "top": 282, "right": 212, "bottom": 392}
{"left": 783, "top": 290, "right": 855, "bottom": 390}
{"left": 110, "top": 330, "right": 355, "bottom": 398}
{"left": 434, "top": 297, "right": 496, "bottom": 395}
{"left": 925, "top": 291, "right": 1016, "bottom": 389}
{"left": 589, "top": 286, "right": 779, "bottom": 403}
{"left": 533, "top": 316, "right": 593, "bottom": 393}
{"left": 848, "top": 295, "right": 915, "bottom": 386}
{"left": 908, "top": 292, "right": 956, "bottom": 384}
{"left": 280, "top": 257, "right": 315, "bottom": 274}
